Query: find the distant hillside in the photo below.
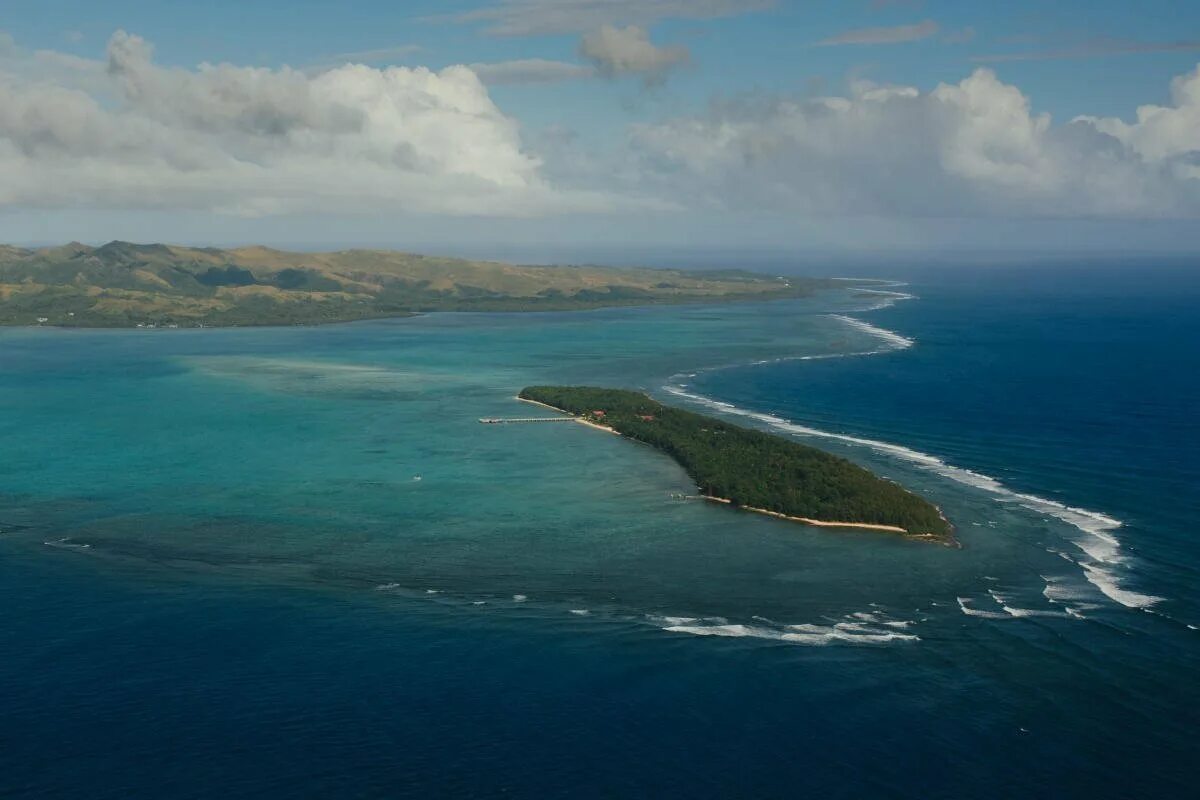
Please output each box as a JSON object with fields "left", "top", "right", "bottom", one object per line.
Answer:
{"left": 0, "top": 242, "right": 831, "bottom": 327}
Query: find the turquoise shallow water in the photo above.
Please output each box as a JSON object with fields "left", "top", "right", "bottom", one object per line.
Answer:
{"left": 1, "top": 273, "right": 1197, "bottom": 798}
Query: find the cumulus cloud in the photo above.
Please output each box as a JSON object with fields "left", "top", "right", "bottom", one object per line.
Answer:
{"left": 580, "top": 25, "right": 688, "bottom": 84}
{"left": 628, "top": 66, "right": 1200, "bottom": 218}
{"left": 816, "top": 20, "right": 940, "bottom": 46}
{"left": 434, "top": 0, "right": 775, "bottom": 37}
{"left": 3, "top": 28, "right": 1199, "bottom": 228}
{"left": 1077, "top": 64, "right": 1200, "bottom": 163}
{"left": 468, "top": 58, "right": 595, "bottom": 85}
{"left": 0, "top": 30, "right": 623, "bottom": 217}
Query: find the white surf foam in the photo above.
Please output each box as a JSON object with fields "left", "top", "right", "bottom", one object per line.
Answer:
{"left": 847, "top": 288, "right": 918, "bottom": 311}
{"left": 44, "top": 538, "right": 90, "bottom": 550}
{"left": 957, "top": 597, "right": 1010, "bottom": 619}
{"left": 1041, "top": 574, "right": 1091, "bottom": 604}
{"left": 987, "top": 589, "right": 1076, "bottom": 619}
{"left": 569, "top": 609, "right": 590, "bottom": 616}
{"left": 663, "top": 386, "right": 1154, "bottom": 609}
{"left": 512, "top": 594, "right": 528, "bottom": 603}
{"left": 1080, "top": 564, "right": 1162, "bottom": 609}
{"left": 855, "top": 288, "right": 918, "bottom": 302}
{"left": 649, "top": 611, "right": 919, "bottom": 646}
{"left": 661, "top": 288, "right": 1165, "bottom": 611}
{"left": 827, "top": 314, "right": 916, "bottom": 350}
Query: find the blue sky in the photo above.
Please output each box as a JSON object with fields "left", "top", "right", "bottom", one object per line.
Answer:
{"left": 2, "top": 0, "right": 1199, "bottom": 254}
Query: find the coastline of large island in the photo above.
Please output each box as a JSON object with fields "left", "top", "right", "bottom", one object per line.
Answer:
{"left": 517, "top": 386, "right": 955, "bottom": 544}
{"left": 0, "top": 241, "right": 840, "bottom": 328}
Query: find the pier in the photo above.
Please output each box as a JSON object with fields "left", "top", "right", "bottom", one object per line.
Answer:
{"left": 478, "top": 416, "right": 575, "bottom": 424}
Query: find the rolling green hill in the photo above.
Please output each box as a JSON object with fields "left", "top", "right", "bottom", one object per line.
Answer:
{"left": 0, "top": 242, "right": 831, "bottom": 327}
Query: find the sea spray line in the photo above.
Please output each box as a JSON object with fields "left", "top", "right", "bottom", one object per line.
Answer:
{"left": 987, "top": 588, "right": 1077, "bottom": 619}
{"left": 839, "top": 286, "right": 918, "bottom": 312}
{"left": 667, "top": 286, "right": 917, "bottom": 386}
{"left": 957, "top": 597, "right": 1011, "bottom": 619}
{"left": 370, "top": 581, "right": 921, "bottom": 647}
{"left": 664, "top": 383, "right": 1159, "bottom": 610}
{"left": 647, "top": 610, "right": 921, "bottom": 645}
{"left": 663, "top": 294, "right": 1163, "bottom": 611}
{"left": 827, "top": 314, "right": 916, "bottom": 350}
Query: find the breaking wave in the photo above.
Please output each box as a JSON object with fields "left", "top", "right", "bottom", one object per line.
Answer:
{"left": 663, "top": 288, "right": 1160, "bottom": 611}
{"left": 647, "top": 610, "right": 920, "bottom": 646}
{"left": 826, "top": 314, "right": 915, "bottom": 350}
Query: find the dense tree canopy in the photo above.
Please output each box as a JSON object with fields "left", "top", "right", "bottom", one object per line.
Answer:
{"left": 520, "top": 386, "right": 951, "bottom": 539}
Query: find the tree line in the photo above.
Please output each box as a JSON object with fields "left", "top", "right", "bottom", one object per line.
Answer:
{"left": 519, "top": 385, "right": 951, "bottom": 538}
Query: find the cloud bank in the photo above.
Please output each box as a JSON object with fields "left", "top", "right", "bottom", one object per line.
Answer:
{"left": 0, "top": 31, "right": 616, "bottom": 217}
{"left": 1, "top": 29, "right": 1198, "bottom": 225}
{"left": 628, "top": 67, "right": 1200, "bottom": 218}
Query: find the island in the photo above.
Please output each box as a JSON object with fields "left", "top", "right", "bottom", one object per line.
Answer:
{"left": 0, "top": 241, "right": 836, "bottom": 328}
{"left": 517, "top": 386, "right": 954, "bottom": 543}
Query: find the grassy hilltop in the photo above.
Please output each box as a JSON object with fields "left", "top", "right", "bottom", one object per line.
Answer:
{"left": 0, "top": 242, "right": 830, "bottom": 327}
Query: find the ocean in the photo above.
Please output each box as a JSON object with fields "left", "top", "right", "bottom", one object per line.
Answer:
{"left": 1, "top": 262, "right": 1196, "bottom": 798}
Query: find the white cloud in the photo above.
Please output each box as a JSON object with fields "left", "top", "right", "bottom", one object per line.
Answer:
{"left": 434, "top": 0, "right": 775, "bottom": 37}
{"left": 579, "top": 25, "right": 688, "bottom": 83}
{"left": 628, "top": 67, "right": 1200, "bottom": 218}
{"left": 1077, "top": 64, "right": 1200, "bottom": 164}
{"left": 816, "top": 20, "right": 940, "bottom": 46}
{"left": 468, "top": 58, "right": 595, "bottom": 85}
{"left": 3, "top": 28, "right": 1199, "bottom": 230}
{"left": 0, "top": 31, "right": 625, "bottom": 217}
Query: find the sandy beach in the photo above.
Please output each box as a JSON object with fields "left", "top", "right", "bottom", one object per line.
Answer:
{"left": 520, "top": 395, "right": 918, "bottom": 534}
{"left": 517, "top": 396, "right": 621, "bottom": 434}
{"left": 702, "top": 496, "right": 909, "bottom": 533}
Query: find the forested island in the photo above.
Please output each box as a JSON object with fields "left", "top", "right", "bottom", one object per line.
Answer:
{"left": 518, "top": 386, "right": 954, "bottom": 543}
{"left": 0, "top": 242, "right": 833, "bottom": 327}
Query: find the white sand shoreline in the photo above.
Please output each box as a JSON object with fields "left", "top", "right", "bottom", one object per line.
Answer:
{"left": 517, "top": 395, "right": 623, "bottom": 435}
{"left": 517, "top": 394, "right": 928, "bottom": 537}
{"left": 702, "top": 496, "right": 908, "bottom": 533}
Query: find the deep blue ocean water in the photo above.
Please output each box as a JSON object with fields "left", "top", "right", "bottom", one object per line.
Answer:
{"left": 1, "top": 263, "right": 1197, "bottom": 798}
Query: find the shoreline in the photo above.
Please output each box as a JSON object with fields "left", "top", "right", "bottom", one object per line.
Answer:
{"left": 516, "top": 396, "right": 624, "bottom": 436}
{"left": 706, "top": 496, "right": 956, "bottom": 545}
{"left": 702, "top": 496, "right": 908, "bottom": 533}
{"left": 3, "top": 286, "right": 840, "bottom": 331}
{"left": 518, "top": 394, "right": 951, "bottom": 543}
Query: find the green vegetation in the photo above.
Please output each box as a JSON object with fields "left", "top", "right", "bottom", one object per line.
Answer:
{"left": 0, "top": 241, "right": 834, "bottom": 327}
{"left": 519, "top": 386, "right": 953, "bottom": 541}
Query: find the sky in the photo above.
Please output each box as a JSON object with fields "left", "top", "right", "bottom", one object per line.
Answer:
{"left": 2, "top": 0, "right": 1200, "bottom": 256}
